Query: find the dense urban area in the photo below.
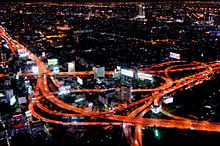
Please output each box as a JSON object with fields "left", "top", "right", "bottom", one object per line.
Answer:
{"left": 0, "top": 1, "right": 220, "bottom": 146}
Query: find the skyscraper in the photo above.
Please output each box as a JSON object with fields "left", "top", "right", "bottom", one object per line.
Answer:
{"left": 118, "top": 83, "right": 132, "bottom": 102}
{"left": 138, "top": 5, "right": 145, "bottom": 18}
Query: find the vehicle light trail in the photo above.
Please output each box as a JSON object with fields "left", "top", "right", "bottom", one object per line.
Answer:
{"left": 1, "top": 25, "right": 220, "bottom": 146}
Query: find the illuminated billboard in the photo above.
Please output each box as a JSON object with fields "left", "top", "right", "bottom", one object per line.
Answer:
{"left": 3, "top": 43, "right": 9, "bottom": 49}
{"left": 77, "top": 77, "right": 83, "bottom": 85}
{"left": 163, "top": 96, "right": 173, "bottom": 104}
{"left": 58, "top": 86, "right": 71, "bottom": 95}
{"left": 18, "top": 48, "right": 27, "bottom": 54}
{"left": 32, "top": 66, "right": 39, "bottom": 74}
{"left": 170, "top": 52, "right": 180, "bottom": 60}
{"left": 25, "top": 110, "right": 32, "bottom": 117}
{"left": 151, "top": 104, "right": 162, "bottom": 114}
{"left": 68, "top": 62, "right": 75, "bottom": 72}
{"left": 53, "top": 66, "right": 59, "bottom": 74}
{"left": 121, "top": 69, "right": 134, "bottom": 77}
{"left": 137, "top": 72, "right": 153, "bottom": 80}
{"left": 10, "top": 96, "right": 16, "bottom": 106}
{"left": 42, "top": 52, "right": 45, "bottom": 57}
{"left": 116, "top": 66, "right": 121, "bottom": 71}
{"left": 48, "top": 59, "right": 58, "bottom": 65}
{"left": 18, "top": 48, "right": 29, "bottom": 58}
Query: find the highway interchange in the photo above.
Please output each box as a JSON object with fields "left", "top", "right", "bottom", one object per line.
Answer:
{"left": 1, "top": 25, "right": 220, "bottom": 146}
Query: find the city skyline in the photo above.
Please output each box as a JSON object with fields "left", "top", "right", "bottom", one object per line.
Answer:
{"left": 0, "top": 1, "right": 220, "bottom": 146}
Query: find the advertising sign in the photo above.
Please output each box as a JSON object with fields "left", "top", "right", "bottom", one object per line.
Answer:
{"left": 58, "top": 86, "right": 71, "bottom": 95}
{"left": 121, "top": 69, "right": 134, "bottom": 77}
{"left": 77, "top": 77, "right": 83, "bottom": 85}
{"left": 10, "top": 96, "right": 16, "bottom": 106}
{"left": 137, "top": 72, "right": 153, "bottom": 80}
{"left": 68, "top": 62, "right": 75, "bottom": 72}
{"left": 48, "top": 59, "right": 58, "bottom": 65}
{"left": 170, "top": 52, "right": 180, "bottom": 60}
{"left": 163, "top": 96, "right": 173, "bottom": 104}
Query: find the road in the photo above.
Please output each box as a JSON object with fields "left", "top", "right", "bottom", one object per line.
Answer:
{"left": 1, "top": 25, "right": 220, "bottom": 146}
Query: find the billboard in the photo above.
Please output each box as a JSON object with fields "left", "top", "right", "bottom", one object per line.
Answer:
{"left": 19, "top": 52, "right": 29, "bottom": 58}
{"left": 25, "top": 110, "right": 32, "bottom": 117}
{"left": 27, "top": 86, "right": 32, "bottom": 94}
{"left": 170, "top": 52, "right": 180, "bottom": 60}
{"left": 48, "top": 59, "right": 58, "bottom": 65}
{"left": 58, "top": 86, "right": 71, "bottom": 95}
{"left": 52, "top": 66, "right": 59, "bottom": 74}
{"left": 18, "top": 48, "right": 27, "bottom": 54}
{"left": 75, "top": 95, "right": 86, "bottom": 102}
{"left": 10, "top": 96, "right": 16, "bottom": 106}
{"left": 163, "top": 96, "right": 173, "bottom": 104}
{"left": 32, "top": 66, "right": 39, "bottom": 74}
{"left": 27, "top": 60, "right": 35, "bottom": 65}
{"left": 121, "top": 69, "right": 134, "bottom": 77}
{"left": 151, "top": 104, "right": 162, "bottom": 114}
{"left": 68, "top": 62, "right": 75, "bottom": 72}
{"left": 137, "top": 72, "right": 153, "bottom": 80}
{"left": 116, "top": 66, "right": 121, "bottom": 71}
{"left": 77, "top": 77, "right": 83, "bottom": 85}
{"left": 42, "top": 52, "right": 45, "bottom": 57}
{"left": 3, "top": 43, "right": 9, "bottom": 49}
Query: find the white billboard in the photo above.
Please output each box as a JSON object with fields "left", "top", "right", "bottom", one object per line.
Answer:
{"left": 10, "top": 96, "right": 16, "bottom": 106}
{"left": 53, "top": 66, "right": 59, "bottom": 74}
{"left": 48, "top": 59, "right": 58, "bottom": 65}
{"left": 121, "top": 69, "right": 134, "bottom": 77}
{"left": 68, "top": 62, "right": 75, "bottom": 72}
{"left": 27, "top": 86, "right": 32, "bottom": 94}
{"left": 19, "top": 52, "right": 29, "bottom": 58}
{"left": 75, "top": 95, "right": 86, "bottom": 102}
{"left": 18, "top": 48, "right": 27, "bottom": 54}
{"left": 137, "top": 72, "right": 153, "bottom": 80}
{"left": 3, "top": 43, "right": 9, "bottom": 49}
{"left": 163, "top": 96, "right": 173, "bottom": 104}
{"left": 27, "top": 60, "right": 35, "bottom": 65}
{"left": 25, "top": 110, "right": 32, "bottom": 117}
{"left": 170, "top": 52, "right": 180, "bottom": 60}
{"left": 77, "top": 77, "right": 83, "bottom": 85}
{"left": 151, "top": 104, "right": 162, "bottom": 114}
{"left": 116, "top": 66, "right": 121, "bottom": 71}
{"left": 32, "top": 66, "right": 39, "bottom": 74}
{"left": 42, "top": 52, "right": 45, "bottom": 57}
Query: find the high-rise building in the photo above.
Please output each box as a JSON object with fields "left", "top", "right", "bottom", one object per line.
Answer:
{"left": 138, "top": 5, "right": 145, "bottom": 18}
{"left": 5, "top": 89, "right": 13, "bottom": 102}
{"left": 4, "top": 79, "right": 11, "bottom": 87}
{"left": 208, "top": 14, "right": 214, "bottom": 21}
{"left": 118, "top": 83, "right": 132, "bottom": 102}
{"left": 0, "top": 53, "right": 6, "bottom": 62}
{"left": 94, "top": 66, "right": 105, "bottom": 78}
{"left": 214, "top": 16, "right": 220, "bottom": 26}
